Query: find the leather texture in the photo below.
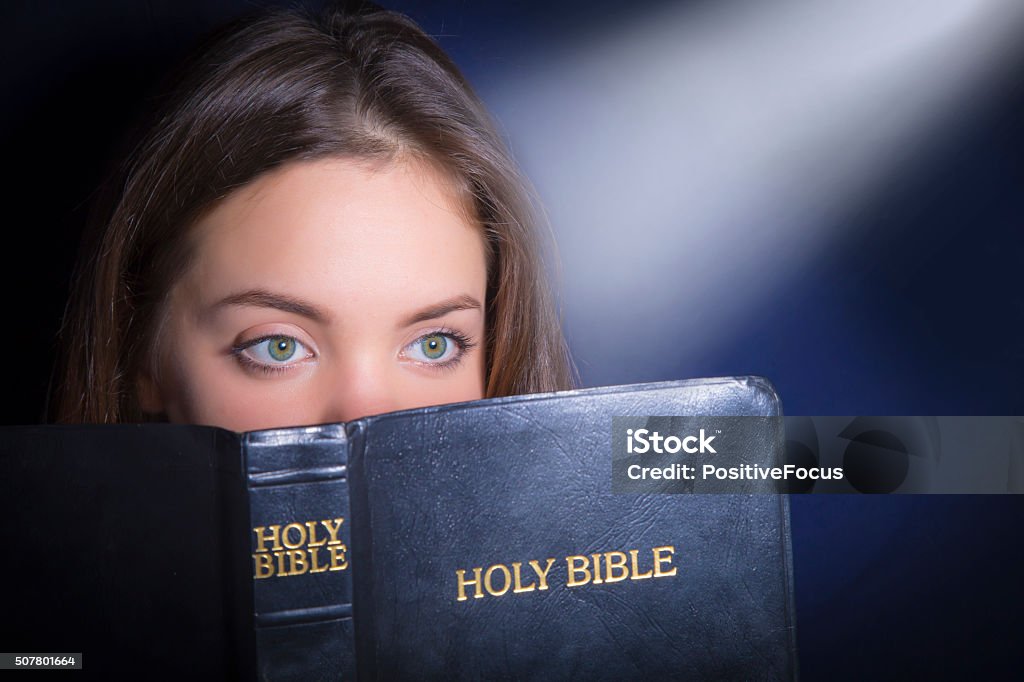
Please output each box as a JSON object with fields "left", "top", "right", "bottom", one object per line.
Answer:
{"left": 348, "top": 376, "right": 797, "bottom": 680}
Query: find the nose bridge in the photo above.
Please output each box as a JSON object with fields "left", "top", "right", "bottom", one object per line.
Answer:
{"left": 318, "top": 347, "right": 399, "bottom": 424}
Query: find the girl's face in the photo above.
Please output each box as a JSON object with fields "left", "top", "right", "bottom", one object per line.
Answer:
{"left": 137, "top": 157, "right": 488, "bottom": 432}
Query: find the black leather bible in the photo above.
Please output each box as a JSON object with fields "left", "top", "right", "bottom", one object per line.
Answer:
{"left": 0, "top": 377, "right": 797, "bottom": 680}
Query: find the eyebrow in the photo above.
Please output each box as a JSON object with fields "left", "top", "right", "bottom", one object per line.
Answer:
{"left": 399, "top": 294, "right": 482, "bottom": 328}
{"left": 207, "top": 289, "right": 482, "bottom": 328}
{"left": 208, "top": 289, "right": 332, "bottom": 324}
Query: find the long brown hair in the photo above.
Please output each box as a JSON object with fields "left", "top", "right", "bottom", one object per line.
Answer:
{"left": 50, "top": 2, "right": 576, "bottom": 424}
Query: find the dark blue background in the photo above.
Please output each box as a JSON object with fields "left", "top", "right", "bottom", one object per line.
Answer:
{"left": 4, "top": 1, "right": 1022, "bottom": 678}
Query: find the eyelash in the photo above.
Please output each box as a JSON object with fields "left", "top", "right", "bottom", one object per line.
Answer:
{"left": 408, "top": 326, "right": 477, "bottom": 373}
{"left": 229, "top": 328, "right": 477, "bottom": 377}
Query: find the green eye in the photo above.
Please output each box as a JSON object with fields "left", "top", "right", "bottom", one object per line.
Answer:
{"left": 232, "top": 334, "right": 313, "bottom": 377}
{"left": 404, "top": 329, "right": 475, "bottom": 368}
{"left": 267, "top": 337, "right": 297, "bottom": 362}
{"left": 420, "top": 334, "right": 447, "bottom": 360}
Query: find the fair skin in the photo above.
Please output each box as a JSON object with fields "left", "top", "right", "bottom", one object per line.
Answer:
{"left": 137, "top": 156, "right": 488, "bottom": 432}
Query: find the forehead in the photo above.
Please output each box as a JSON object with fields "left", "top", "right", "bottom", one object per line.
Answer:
{"left": 178, "top": 156, "right": 486, "bottom": 322}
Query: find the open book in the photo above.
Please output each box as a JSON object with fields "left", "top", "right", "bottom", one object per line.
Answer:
{"left": 0, "top": 377, "right": 796, "bottom": 680}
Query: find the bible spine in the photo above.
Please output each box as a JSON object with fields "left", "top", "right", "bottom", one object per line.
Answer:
{"left": 245, "top": 424, "right": 355, "bottom": 680}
